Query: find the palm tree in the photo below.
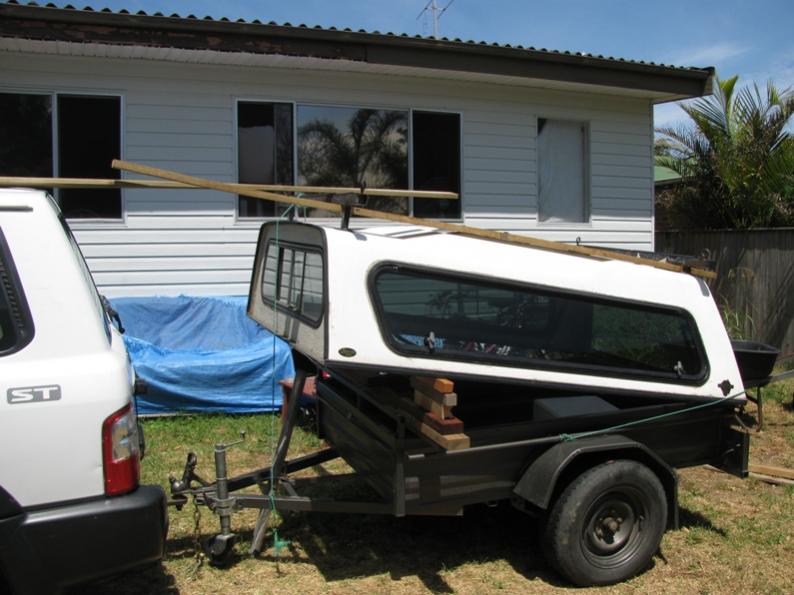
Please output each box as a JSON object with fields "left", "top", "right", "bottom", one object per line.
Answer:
{"left": 656, "top": 76, "right": 794, "bottom": 229}
{"left": 298, "top": 108, "right": 409, "bottom": 214}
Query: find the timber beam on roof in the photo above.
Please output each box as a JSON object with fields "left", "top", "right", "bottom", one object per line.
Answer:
{"left": 0, "top": 166, "right": 717, "bottom": 279}
{"left": 90, "top": 161, "right": 713, "bottom": 279}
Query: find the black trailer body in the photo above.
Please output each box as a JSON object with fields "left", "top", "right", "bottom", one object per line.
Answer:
{"left": 315, "top": 368, "right": 749, "bottom": 520}
{"left": 170, "top": 360, "right": 749, "bottom": 586}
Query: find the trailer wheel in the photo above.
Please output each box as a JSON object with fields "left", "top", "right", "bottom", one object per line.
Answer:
{"left": 204, "top": 533, "right": 237, "bottom": 567}
{"left": 542, "top": 459, "right": 667, "bottom": 586}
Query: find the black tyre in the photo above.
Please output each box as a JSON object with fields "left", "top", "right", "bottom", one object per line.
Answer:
{"left": 542, "top": 459, "right": 667, "bottom": 586}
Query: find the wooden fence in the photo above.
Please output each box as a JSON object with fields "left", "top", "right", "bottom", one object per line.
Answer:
{"left": 656, "top": 229, "right": 794, "bottom": 356}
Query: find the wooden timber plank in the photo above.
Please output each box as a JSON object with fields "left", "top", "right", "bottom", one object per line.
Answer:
{"left": 749, "top": 464, "right": 794, "bottom": 481}
{"left": 423, "top": 429, "right": 470, "bottom": 450}
{"left": 417, "top": 424, "right": 470, "bottom": 450}
{"left": 375, "top": 385, "right": 469, "bottom": 451}
{"left": 422, "top": 411, "right": 465, "bottom": 435}
{"left": 412, "top": 376, "right": 455, "bottom": 395}
{"left": 402, "top": 398, "right": 469, "bottom": 450}
{"left": 113, "top": 161, "right": 345, "bottom": 213}
{"left": 109, "top": 160, "right": 716, "bottom": 280}
{"left": 749, "top": 472, "right": 794, "bottom": 487}
{"left": 0, "top": 176, "right": 458, "bottom": 200}
{"left": 414, "top": 391, "right": 453, "bottom": 419}
{"left": 353, "top": 203, "right": 717, "bottom": 279}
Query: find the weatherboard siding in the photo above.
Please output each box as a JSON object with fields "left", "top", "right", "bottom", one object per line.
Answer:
{"left": 1, "top": 52, "right": 653, "bottom": 297}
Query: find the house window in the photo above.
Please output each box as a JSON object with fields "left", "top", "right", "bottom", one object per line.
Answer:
{"left": 0, "top": 93, "right": 121, "bottom": 219}
{"left": 537, "top": 118, "right": 588, "bottom": 223}
{"left": 57, "top": 95, "right": 121, "bottom": 219}
{"left": 412, "top": 111, "right": 461, "bottom": 219}
{"left": 297, "top": 105, "right": 409, "bottom": 215}
{"left": 0, "top": 93, "right": 53, "bottom": 178}
{"left": 237, "top": 103, "right": 461, "bottom": 219}
{"left": 371, "top": 265, "right": 706, "bottom": 383}
{"left": 237, "top": 101, "right": 294, "bottom": 218}
{"left": 261, "top": 241, "right": 324, "bottom": 324}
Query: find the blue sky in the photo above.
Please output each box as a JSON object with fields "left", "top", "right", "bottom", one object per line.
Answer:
{"left": 28, "top": 1, "right": 794, "bottom": 129}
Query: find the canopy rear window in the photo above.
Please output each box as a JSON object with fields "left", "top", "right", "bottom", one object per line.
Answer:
{"left": 261, "top": 241, "right": 324, "bottom": 325}
{"left": 371, "top": 265, "right": 707, "bottom": 384}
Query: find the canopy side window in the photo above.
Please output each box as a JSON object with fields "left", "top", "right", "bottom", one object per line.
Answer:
{"left": 370, "top": 265, "right": 707, "bottom": 384}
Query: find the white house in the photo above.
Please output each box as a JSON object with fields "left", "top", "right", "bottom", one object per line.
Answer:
{"left": 0, "top": 2, "right": 713, "bottom": 297}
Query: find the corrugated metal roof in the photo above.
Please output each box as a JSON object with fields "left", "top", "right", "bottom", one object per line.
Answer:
{"left": 654, "top": 165, "right": 682, "bottom": 184}
{"left": 0, "top": 0, "right": 709, "bottom": 73}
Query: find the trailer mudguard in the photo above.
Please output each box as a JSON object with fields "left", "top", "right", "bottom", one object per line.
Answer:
{"left": 512, "top": 434, "right": 679, "bottom": 528}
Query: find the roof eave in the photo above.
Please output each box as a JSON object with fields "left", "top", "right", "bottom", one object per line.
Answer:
{"left": 0, "top": 3, "right": 714, "bottom": 100}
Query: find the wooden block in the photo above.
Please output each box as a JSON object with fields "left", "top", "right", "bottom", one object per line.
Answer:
{"left": 418, "top": 423, "right": 470, "bottom": 450}
{"left": 422, "top": 411, "right": 464, "bottom": 435}
{"left": 412, "top": 376, "right": 454, "bottom": 395}
{"left": 414, "top": 390, "right": 453, "bottom": 419}
{"left": 374, "top": 386, "right": 470, "bottom": 451}
{"left": 410, "top": 377, "right": 457, "bottom": 406}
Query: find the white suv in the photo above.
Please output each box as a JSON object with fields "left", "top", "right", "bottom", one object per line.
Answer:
{"left": 0, "top": 189, "right": 166, "bottom": 593}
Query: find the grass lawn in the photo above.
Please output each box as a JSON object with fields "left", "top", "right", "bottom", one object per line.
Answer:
{"left": 73, "top": 377, "right": 794, "bottom": 594}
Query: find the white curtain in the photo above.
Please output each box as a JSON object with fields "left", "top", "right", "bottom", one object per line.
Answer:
{"left": 538, "top": 120, "right": 586, "bottom": 223}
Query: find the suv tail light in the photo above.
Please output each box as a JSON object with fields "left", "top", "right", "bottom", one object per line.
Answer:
{"left": 102, "top": 403, "right": 141, "bottom": 496}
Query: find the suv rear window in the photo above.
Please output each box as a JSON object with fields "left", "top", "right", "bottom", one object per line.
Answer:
{"left": 261, "top": 241, "right": 324, "bottom": 325}
{"left": 371, "top": 265, "right": 706, "bottom": 384}
{"left": 0, "top": 229, "right": 34, "bottom": 355}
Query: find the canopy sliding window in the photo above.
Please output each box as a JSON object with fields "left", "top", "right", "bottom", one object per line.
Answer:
{"left": 236, "top": 101, "right": 460, "bottom": 219}
{"left": 537, "top": 118, "right": 589, "bottom": 224}
{"left": 371, "top": 265, "right": 706, "bottom": 383}
{"left": 0, "top": 93, "right": 121, "bottom": 219}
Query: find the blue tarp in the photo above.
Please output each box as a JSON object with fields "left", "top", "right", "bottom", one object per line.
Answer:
{"left": 112, "top": 295, "right": 294, "bottom": 415}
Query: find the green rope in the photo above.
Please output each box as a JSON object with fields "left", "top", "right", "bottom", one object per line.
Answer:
{"left": 272, "top": 527, "right": 290, "bottom": 557}
{"left": 559, "top": 388, "right": 748, "bottom": 442}
{"left": 267, "top": 205, "right": 296, "bottom": 559}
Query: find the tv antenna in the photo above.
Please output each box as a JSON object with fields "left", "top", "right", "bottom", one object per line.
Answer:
{"left": 417, "top": 0, "right": 455, "bottom": 38}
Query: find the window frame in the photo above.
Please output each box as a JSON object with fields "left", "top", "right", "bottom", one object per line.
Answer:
{"left": 58, "top": 215, "right": 112, "bottom": 344}
{"left": 0, "top": 227, "right": 35, "bottom": 357}
{"left": 536, "top": 117, "right": 591, "bottom": 227}
{"left": 0, "top": 88, "right": 126, "bottom": 224}
{"left": 233, "top": 98, "right": 464, "bottom": 223}
{"left": 55, "top": 93, "right": 124, "bottom": 222}
{"left": 260, "top": 239, "right": 325, "bottom": 328}
{"left": 368, "top": 262, "right": 710, "bottom": 386}
{"left": 234, "top": 98, "right": 298, "bottom": 221}
{"left": 411, "top": 109, "right": 463, "bottom": 220}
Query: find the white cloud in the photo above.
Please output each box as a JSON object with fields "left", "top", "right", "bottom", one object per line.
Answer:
{"left": 654, "top": 48, "right": 794, "bottom": 136}
{"left": 653, "top": 101, "right": 694, "bottom": 132}
{"left": 663, "top": 42, "right": 749, "bottom": 68}
{"left": 740, "top": 50, "right": 794, "bottom": 91}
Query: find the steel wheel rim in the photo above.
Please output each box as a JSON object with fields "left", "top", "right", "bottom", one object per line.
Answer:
{"left": 581, "top": 487, "right": 647, "bottom": 569}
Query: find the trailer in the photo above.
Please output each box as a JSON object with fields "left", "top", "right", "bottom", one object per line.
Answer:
{"left": 4, "top": 163, "right": 780, "bottom": 586}
{"left": 168, "top": 218, "right": 776, "bottom": 587}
